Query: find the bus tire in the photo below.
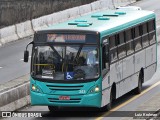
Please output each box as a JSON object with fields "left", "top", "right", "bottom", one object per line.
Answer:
{"left": 48, "top": 106, "right": 60, "bottom": 112}
{"left": 134, "top": 71, "right": 143, "bottom": 94}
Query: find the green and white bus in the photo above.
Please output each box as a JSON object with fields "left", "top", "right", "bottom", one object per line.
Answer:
{"left": 24, "top": 9, "right": 157, "bottom": 111}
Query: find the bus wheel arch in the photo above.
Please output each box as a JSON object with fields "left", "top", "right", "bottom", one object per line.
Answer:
{"left": 134, "top": 68, "right": 144, "bottom": 94}
{"left": 101, "top": 83, "right": 116, "bottom": 111}
{"left": 111, "top": 82, "right": 116, "bottom": 101}
{"left": 140, "top": 68, "right": 144, "bottom": 83}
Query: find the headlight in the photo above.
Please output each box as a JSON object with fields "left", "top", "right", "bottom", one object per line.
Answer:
{"left": 89, "top": 85, "right": 100, "bottom": 93}
{"left": 95, "top": 86, "right": 100, "bottom": 92}
{"left": 31, "top": 84, "right": 42, "bottom": 93}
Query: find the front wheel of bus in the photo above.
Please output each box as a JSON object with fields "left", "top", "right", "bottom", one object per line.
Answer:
{"left": 48, "top": 106, "right": 60, "bottom": 112}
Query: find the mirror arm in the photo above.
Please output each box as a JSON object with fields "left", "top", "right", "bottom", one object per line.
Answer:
{"left": 26, "top": 41, "right": 34, "bottom": 51}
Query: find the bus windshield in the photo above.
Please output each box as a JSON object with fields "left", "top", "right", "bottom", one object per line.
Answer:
{"left": 31, "top": 45, "right": 100, "bottom": 81}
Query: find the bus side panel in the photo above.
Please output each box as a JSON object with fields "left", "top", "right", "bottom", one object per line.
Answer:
{"left": 135, "top": 50, "right": 145, "bottom": 73}
{"left": 131, "top": 72, "right": 139, "bottom": 89}
{"left": 119, "top": 55, "right": 135, "bottom": 96}
{"left": 110, "top": 62, "right": 120, "bottom": 84}
{"left": 110, "top": 60, "right": 123, "bottom": 98}
{"left": 144, "top": 44, "right": 157, "bottom": 82}
{"left": 122, "top": 55, "right": 135, "bottom": 79}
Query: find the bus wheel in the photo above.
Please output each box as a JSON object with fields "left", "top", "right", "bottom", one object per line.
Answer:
{"left": 48, "top": 106, "right": 60, "bottom": 112}
{"left": 134, "top": 71, "right": 143, "bottom": 94}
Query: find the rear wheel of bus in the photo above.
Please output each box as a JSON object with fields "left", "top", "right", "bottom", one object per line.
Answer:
{"left": 134, "top": 70, "right": 143, "bottom": 94}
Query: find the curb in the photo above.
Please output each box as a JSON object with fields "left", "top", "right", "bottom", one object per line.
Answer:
{"left": 0, "top": 75, "right": 30, "bottom": 113}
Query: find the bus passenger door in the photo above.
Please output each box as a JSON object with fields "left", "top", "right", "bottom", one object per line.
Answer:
{"left": 101, "top": 41, "right": 110, "bottom": 107}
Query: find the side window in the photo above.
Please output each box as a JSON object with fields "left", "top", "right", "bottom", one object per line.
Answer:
{"left": 134, "top": 25, "right": 142, "bottom": 51}
{"left": 148, "top": 19, "right": 156, "bottom": 44}
{"left": 141, "top": 23, "right": 149, "bottom": 47}
{"left": 134, "top": 26, "right": 140, "bottom": 38}
{"left": 126, "top": 40, "right": 134, "bottom": 55}
{"left": 109, "top": 35, "right": 116, "bottom": 49}
{"left": 118, "top": 32, "right": 126, "bottom": 58}
{"left": 125, "top": 29, "right": 133, "bottom": 42}
{"left": 118, "top": 32, "right": 125, "bottom": 44}
{"left": 102, "top": 42, "right": 109, "bottom": 76}
{"left": 142, "top": 23, "right": 148, "bottom": 34}
{"left": 148, "top": 20, "right": 155, "bottom": 32}
{"left": 109, "top": 35, "right": 118, "bottom": 62}
{"left": 125, "top": 29, "right": 134, "bottom": 55}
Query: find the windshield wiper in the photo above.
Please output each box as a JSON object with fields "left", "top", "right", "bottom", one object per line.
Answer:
{"left": 74, "top": 45, "right": 83, "bottom": 63}
{"left": 50, "top": 45, "right": 62, "bottom": 60}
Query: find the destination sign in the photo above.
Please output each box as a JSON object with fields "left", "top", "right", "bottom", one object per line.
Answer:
{"left": 47, "top": 34, "right": 86, "bottom": 43}
{"left": 34, "top": 33, "right": 98, "bottom": 44}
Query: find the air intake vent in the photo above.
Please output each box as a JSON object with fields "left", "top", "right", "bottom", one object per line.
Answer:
{"left": 103, "top": 13, "right": 119, "bottom": 17}
{"left": 75, "top": 19, "right": 87, "bottom": 22}
{"left": 98, "top": 17, "right": 110, "bottom": 20}
{"left": 46, "top": 84, "right": 84, "bottom": 91}
{"left": 115, "top": 11, "right": 126, "bottom": 15}
{"left": 91, "top": 13, "right": 119, "bottom": 18}
{"left": 68, "top": 19, "right": 92, "bottom": 27}
{"left": 77, "top": 23, "right": 92, "bottom": 27}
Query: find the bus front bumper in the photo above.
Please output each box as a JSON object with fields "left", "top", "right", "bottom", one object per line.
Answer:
{"left": 31, "top": 91, "right": 101, "bottom": 108}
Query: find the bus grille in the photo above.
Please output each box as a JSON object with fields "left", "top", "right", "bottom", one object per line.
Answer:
{"left": 48, "top": 98, "right": 81, "bottom": 103}
{"left": 46, "top": 85, "right": 84, "bottom": 91}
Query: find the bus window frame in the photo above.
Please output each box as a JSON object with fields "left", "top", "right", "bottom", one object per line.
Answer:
{"left": 102, "top": 37, "right": 110, "bottom": 77}
{"left": 30, "top": 31, "right": 102, "bottom": 83}
{"left": 109, "top": 34, "right": 118, "bottom": 63}
{"left": 133, "top": 25, "right": 142, "bottom": 51}
{"left": 102, "top": 18, "right": 156, "bottom": 65}
{"left": 148, "top": 19, "right": 156, "bottom": 45}
{"left": 140, "top": 22, "right": 149, "bottom": 48}
{"left": 117, "top": 31, "right": 126, "bottom": 59}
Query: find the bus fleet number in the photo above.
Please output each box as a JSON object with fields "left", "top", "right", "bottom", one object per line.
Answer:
{"left": 79, "top": 90, "right": 86, "bottom": 94}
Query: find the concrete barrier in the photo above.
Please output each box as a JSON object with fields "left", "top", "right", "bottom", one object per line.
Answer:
{"left": 16, "top": 20, "right": 34, "bottom": 38}
{"left": 91, "top": 1, "right": 101, "bottom": 11}
{"left": 79, "top": 4, "right": 92, "bottom": 15}
{"left": 66, "top": 6, "right": 80, "bottom": 19}
{"left": 0, "top": 82, "right": 30, "bottom": 111}
{"left": 47, "top": 6, "right": 80, "bottom": 26}
{"left": 46, "top": 12, "right": 59, "bottom": 27}
{"left": 130, "top": 0, "right": 136, "bottom": 4}
{"left": 100, "top": 0, "right": 114, "bottom": 9}
{"left": 0, "top": 25, "right": 19, "bottom": 45}
{"left": 0, "top": 75, "right": 30, "bottom": 112}
{"left": 59, "top": 10, "right": 70, "bottom": 23}
{"left": 113, "top": 0, "right": 136, "bottom": 8}
{"left": 31, "top": 16, "right": 48, "bottom": 31}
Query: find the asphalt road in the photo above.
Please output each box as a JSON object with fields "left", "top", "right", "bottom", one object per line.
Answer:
{"left": 1, "top": 0, "right": 160, "bottom": 119}
{"left": 0, "top": 37, "right": 32, "bottom": 84}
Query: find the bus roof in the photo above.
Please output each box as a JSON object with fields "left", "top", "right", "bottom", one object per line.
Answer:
{"left": 41, "top": 9, "right": 155, "bottom": 38}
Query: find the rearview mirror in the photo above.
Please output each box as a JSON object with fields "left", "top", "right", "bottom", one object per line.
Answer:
{"left": 24, "top": 50, "right": 29, "bottom": 62}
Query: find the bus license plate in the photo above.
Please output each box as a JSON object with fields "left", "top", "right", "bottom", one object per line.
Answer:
{"left": 59, "top": 96, "right": 70, "bottom": 100}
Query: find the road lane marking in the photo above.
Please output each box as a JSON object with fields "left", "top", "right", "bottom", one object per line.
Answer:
{"left": 96, "top": 80, "right": 160, "bottom": 120}
{"left": 0, "top": 67, "right": 3, "bottom": 69}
